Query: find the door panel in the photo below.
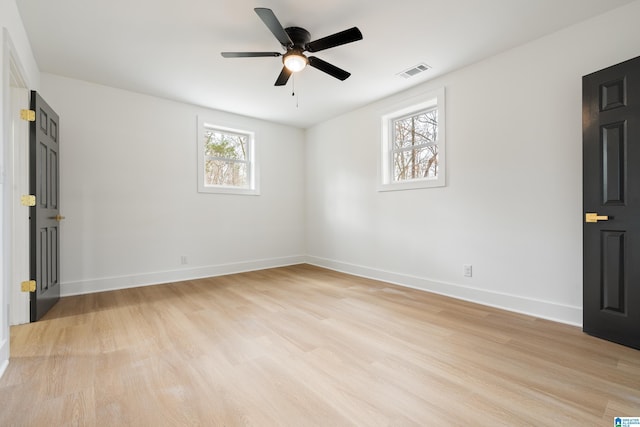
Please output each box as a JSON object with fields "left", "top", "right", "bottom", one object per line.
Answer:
{"left": 600, "top": 230, "right": 625, "bottom": 313}
{"left": 29, "top": 91, "right": 61, "bottom": 321}
{"left": 601, "top": 122, "right": 625, "bottom": 205}
{"left": 583, "top": 56, "right": 640, "bottom": 349}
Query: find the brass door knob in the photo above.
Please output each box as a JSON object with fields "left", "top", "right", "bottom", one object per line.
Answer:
{"left": 585, "top": 212, "right": 608, "bottom": 223}
{"left": 50, "top": 214, "right": 66, "bottom": 221}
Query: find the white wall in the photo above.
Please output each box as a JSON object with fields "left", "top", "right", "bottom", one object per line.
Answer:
{"left": 40, "top": 74, "right": 306, "bottom": 296}
{"left": 305, "top": 1, "right": 640, "bottom": 326}
{"left": 1, "top": 0, "right": 40, "bottom": 376}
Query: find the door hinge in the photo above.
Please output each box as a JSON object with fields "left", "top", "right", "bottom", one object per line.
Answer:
{"left": 20, "top": 109, "right": 35, "bottom": 122}
{"left": 21, "top": 280, "right": 36, "bottom": 292}
{"left": 21, "top": 194, "right": 36, "bottom": 206}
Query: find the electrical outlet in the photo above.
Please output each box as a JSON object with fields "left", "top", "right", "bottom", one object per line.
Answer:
{"left": 463, "top": 264, "right": 472, "bottom": 277}
{"left": 181, "top": 256, "right": 188, "bottom": 265}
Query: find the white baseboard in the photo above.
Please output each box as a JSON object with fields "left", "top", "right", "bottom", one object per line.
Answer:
{"left": 306, "top": 256, "right": 582, "bottom": 327}
{"left": 61, "top": 255, "right": 307, "bottom": 297}
{"left": 0, "top": 359, "right": 7, "bottom": 380}
{"left": 0, "top": 338, "right": 8, "bottom": 379}
{"left": 60, "top": 254, "right": 582, "bottom": 327}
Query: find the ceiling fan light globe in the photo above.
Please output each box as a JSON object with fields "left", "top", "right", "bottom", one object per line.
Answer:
{"left": 284, "top": 53, "right": 308, "bottom": 72}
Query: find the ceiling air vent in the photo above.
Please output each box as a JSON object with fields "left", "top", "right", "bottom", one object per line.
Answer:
{"left": 397, "top": 63, "right": 431, "bottom": 79}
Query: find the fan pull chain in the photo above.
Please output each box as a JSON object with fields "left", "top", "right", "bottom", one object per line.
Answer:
{"left": 292, "top": 74, "right": 299, "bottom": 108}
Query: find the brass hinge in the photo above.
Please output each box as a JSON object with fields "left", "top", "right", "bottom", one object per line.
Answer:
{"left": 20, "top": 109, "right": 35, "bottom": 122}
{"left": 21, "top": 280, "right": 36, "bottom": 292}
{"left": 21, "top": 195, "right": 36, "bottom": 206}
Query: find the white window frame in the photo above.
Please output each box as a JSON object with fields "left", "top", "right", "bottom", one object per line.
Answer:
{"left": 197, "top": 116, "right": 259, "bottom": 195}
{"left": 379, "top": 87, "right": 445, "bottom": 191}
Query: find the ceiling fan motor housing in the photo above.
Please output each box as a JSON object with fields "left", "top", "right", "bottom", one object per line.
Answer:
{"left": 284, "top": 27, "right": 311, "bottom": 49}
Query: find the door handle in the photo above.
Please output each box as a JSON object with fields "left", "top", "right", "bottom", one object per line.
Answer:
{"left": 49, "top": 214, "right": 66, "bottom": 222}
{"left": 585, "top": 212, "right": 608, "bottom": 223}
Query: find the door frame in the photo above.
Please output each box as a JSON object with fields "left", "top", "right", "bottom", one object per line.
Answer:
{"left": 2, "top": 31, "right": 32, "bottom": 351}
{"left": 8, "top": 39, "right": 31, "bottom": 326}
{"left": 9, "top": 88, "right": 30, "bottom": 325}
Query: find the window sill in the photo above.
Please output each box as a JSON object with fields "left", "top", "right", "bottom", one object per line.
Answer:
{"left": 378, "top": 177, "right": 445, "bottom": 192}
{"left": 198, "top": 185, "right": 260, "bottom": 196}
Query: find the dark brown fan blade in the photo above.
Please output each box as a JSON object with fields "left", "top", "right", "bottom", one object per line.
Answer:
{"left": 306, "top": 27, "right": 363, "bottom": 53}
{"left": 275, "top": 66, "right": 292, "bottom": 86}
{"left": 221, "top": 52, "right": 282, "bottom": 58}
{"left": 254, "top": 8, "right": 293, "bottom": 47}
{"left": 308, "top": 56, "right": 351, "bottom": 81}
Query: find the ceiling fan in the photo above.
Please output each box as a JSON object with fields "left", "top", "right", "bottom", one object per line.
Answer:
{"left": 221, "top": 8, "right": 363, "bottom": 86}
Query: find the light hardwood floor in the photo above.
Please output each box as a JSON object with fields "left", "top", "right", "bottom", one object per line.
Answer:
{"left": 1, "top": 264, "right": 639, "bottom": 426}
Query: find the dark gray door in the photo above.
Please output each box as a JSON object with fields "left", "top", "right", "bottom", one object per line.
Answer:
{"left": 29, "top": 91, "right": 61, "bottom": 321}
{"left": 583, "top": 56, "right": 640, "bottom": 349}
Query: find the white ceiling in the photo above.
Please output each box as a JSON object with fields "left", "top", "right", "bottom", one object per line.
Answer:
{"left": 16, "top": 0, "right": 635, "bottom": 128}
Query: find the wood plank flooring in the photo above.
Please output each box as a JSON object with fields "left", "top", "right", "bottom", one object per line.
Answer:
{"left": 1, "top": 264, "right": 639, "bottom": 426}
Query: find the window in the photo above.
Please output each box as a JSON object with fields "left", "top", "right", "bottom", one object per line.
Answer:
{"left": 197, "top": 116, "right": 259, "bottom": 195}
{"left": 379, "top": 88, "right": 445, "bottom": 191}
